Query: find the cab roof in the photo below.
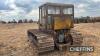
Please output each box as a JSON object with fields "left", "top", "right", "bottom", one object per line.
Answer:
{"left": 39, "top": 3, "right": 74, "bottom": 8}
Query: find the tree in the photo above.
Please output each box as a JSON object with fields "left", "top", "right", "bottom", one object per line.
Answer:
{"left": 12, "top": 19, "right": 17, "bottom": 23}
{"left": 0, "top": 21, "right": 6, "bottom": 24}
{"left": 23, "top": 19, "right": 28, "bottom": 23}
{"left": 29, "top": 19, "right": 33, "bottom": 23}
{"left": 18, "top": 19, "right": 23, "bottom": 23}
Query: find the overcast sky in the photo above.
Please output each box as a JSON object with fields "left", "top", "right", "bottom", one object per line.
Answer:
{"left": 0, "top": 0, "right": 100, "bottom": 21}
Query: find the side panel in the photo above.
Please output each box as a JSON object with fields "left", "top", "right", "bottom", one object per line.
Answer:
{"left": 54, "top": 16, "right": 73, "bottom": 30}
{"left": 46, "top": 16, "right": 53, "bottom": 30}
{"left": 39, "top": 16, "right": 47, "bottom": 31}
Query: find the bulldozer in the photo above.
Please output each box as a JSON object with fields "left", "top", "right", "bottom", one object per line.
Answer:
{"left": 27, "top": 3, "right": 82, "bottom": 54}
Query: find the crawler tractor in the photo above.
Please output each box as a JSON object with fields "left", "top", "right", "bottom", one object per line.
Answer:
{"left": 27, "top": 3, "right": 82, "bottom": 54}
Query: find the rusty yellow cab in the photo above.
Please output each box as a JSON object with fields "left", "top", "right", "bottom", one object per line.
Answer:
{"left": 39, "top": 3, "right": 74, "bottom": 31}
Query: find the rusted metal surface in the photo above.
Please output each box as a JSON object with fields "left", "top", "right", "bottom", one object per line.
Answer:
{"left": 39, "top": 3, "right": 74, "bottom": 31}
{"left": 28, "top": 29, "right": 55, "bottom": 53}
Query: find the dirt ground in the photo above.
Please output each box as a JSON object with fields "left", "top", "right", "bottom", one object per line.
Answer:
{"left": 0, "top": 23, "right": 100, "bottom": 56}
{"left": 74, "top": 23, "right": 100, "bottom": 56}
{"left": 0, "top": 23, "right": 38, "bottom": 56}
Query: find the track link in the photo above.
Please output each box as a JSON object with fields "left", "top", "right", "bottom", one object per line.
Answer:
{"left": 71, "top": 30, "right": 83, "bottom": 46}
{"left": 27, "top": 29, "right": 55, "bottom": 53}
